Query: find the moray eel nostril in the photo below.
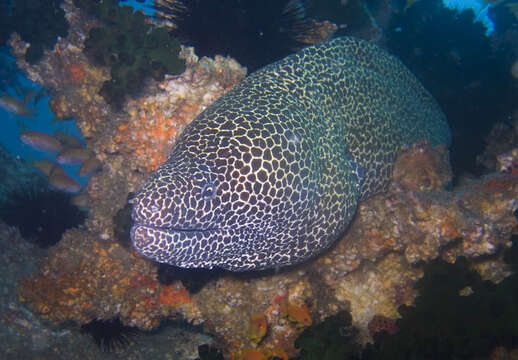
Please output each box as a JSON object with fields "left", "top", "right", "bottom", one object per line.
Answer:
{"left": 131, "top": 36, "right": 451, "bottom": 271}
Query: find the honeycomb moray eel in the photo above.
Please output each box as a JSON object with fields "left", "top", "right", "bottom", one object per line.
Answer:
{"left": 130, "top": 36, "right": 450, "bottom": 271}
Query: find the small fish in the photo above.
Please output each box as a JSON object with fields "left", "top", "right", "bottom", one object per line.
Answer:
{"left": 20, "top": 131, "right": 63, "bottom": 152}
{"left": 56, "top": 147, "right": 92, "bottom": 165}
{"left": 53, "top": 131, "right": 84, "bottom": 148}
{"left": 79, "top": 156, "right": 102, "bottom": 177}
{"left": 48, "top": 166, "right": 81, "bottom": 193}
{"left": 0, "top": 95, "right": 34, "bottom": 117}
{"left": 33, "top": 159, "right": 58, "bottom": 176}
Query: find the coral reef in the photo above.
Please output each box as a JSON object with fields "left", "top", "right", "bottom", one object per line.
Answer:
{"left": 18, "top": 229, "right": 200, "bottom": 329}
{"left": 477, "top": 121, "right": 518, "bottom": 173}
{"left": 111, "top": 48, "right": 246, "bottom": 172}
{"left": 0, "top": 219, "right": 204, "bottom": 360}
{"left": 477, "top": 118, "right": 518, "bottom": 175}
{"left": 7, "top": 0, "right": 518, "bottom": 358}
{"left": 0, "top": 0, "right": 69, "bottom": 64}
{"left": 291, "top": 240, "right": 518, "bottom": 360}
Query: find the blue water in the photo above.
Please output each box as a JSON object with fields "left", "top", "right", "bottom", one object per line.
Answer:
{"left": 442, "top": 0, "right": 495, "bottom": 34}
{"left": 0, "top": 51, "right": 86, "bottom": 185}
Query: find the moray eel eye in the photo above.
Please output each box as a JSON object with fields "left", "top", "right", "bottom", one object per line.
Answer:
{"left": 200, "top": 182, "right": 217, "bottom": 200}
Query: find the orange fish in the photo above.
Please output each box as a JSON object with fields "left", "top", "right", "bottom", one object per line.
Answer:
{"left": 20, "top": 131, "right": 62, "bottom": 152}
{"left": 48, "top": 166, "right": 81, "bottom": 193}
{"left": 0, "top": 95, "right": 34, "bottom": 117}
{"left": 33, "top": 160, "right": 57, "bottom": 176}
{"left": 79, "top": 156, "right": 102, "bottom": 176}
{"left": 56, "top": 147, "right": 92, "bottom": 165}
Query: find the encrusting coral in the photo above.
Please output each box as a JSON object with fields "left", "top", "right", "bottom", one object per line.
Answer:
{"left": 18, "top": 228, "right": 199, "bottom": 329}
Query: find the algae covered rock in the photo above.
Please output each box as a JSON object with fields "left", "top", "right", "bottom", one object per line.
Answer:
{"left": 363, "top": 244, "right": 518, "bottom": 359}
{"left": 82, "top": 0, "right": 185, "bottom": 108}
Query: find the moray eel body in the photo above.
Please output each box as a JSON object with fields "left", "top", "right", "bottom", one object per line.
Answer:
{"left": 131, "top": 37, "right": 450, "bottom": 271}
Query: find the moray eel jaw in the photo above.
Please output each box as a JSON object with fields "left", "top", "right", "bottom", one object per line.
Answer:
{"left": 131, "top": 225, "right": 229, "bottom": 269}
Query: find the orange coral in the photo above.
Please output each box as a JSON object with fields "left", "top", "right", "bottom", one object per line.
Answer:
{"left": 392, "top": 143, "right": 451, "bottom": 191}
{"left": 159, "top": 283, "right": 191, "bottom": 307}
{"left": 109, "top": 55, "right": 246, "bottom": 173}
{"left": 18, "top": 229, "right": 199, "bottom": 330}
{"left": 248, "top": 313, "right": 268, "bottom": 345}
{"left": 235, "top": 348, "right": 269, "bottom": 360}
{"left": 482, "top": 176, "right": 518, "bottom": 191}
{"left": 65, "top": 63, "right": 86, "bottom": 84}
{"left": 113, "top": 111, "right": 187, "bottom": 172}
{"left": 285, "top": 303, "right": 312, "bottom": 328}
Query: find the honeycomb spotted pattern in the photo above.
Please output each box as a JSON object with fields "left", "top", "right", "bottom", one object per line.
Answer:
{"left": 130, "top": 37, "right": 450, "bottom": 271}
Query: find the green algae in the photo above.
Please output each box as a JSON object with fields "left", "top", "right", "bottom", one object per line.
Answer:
{"left": 80, "top": 0, "right": 185, "bottom": 108}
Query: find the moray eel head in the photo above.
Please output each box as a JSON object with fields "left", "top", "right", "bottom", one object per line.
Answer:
{"left": 131, "top": 157, "right": 234, "bottom": 269}
{"left": 130, "top": 98, "right": 325, "bottom": 271}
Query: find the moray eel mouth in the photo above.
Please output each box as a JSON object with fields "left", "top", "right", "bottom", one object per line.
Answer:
{"left": 130, "top": 220, "right": 257, "bottom": 268}
{"left": 131, "top": 222, "right": 218, "bottom": 234}
{"left": 130, "top": 223, "right": 214, "bottom": 265}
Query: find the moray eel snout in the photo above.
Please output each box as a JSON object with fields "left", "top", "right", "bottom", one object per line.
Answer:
{"left": 131, "top": 36, "right": 450, "bottom": 271}
{"left": 131, "top": 164, "right": 228, "bottom": 266}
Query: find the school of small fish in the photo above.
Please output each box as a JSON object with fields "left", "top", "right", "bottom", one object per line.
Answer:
{"left": 19, "top": 130, "right": 101, "bottom": 194}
